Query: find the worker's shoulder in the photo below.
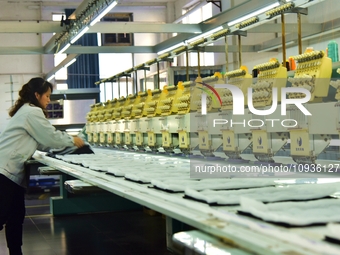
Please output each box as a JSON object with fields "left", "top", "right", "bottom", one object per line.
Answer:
{"left": 19, "top": 104, "right": 44, "bottom": 116}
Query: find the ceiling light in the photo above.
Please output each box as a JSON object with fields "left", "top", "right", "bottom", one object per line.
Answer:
{"left": 157, "top": 42, "right": 186, "bottom": 55}
{"left": 45, "top": 54, "right": 79, "bottom": 81}
{"left": 157, "top": 27, "right": 224, "bottom": 56}
{"left": 227, "top": 2, "right": 280, "bottom": 26}
{"left": 64, "top": 58, "right": 77, "bottom": 68}
{"left": 57, "top": 43, "right": 70, "bottom": 55}
{"left": 46, "top": 74, "right": 55, "bottom": 82}
{"left": 186, "top": 26, "right": 224, "bottom": 44}
{"left": 70, "top": 26, "right": 89, "bottom": 44}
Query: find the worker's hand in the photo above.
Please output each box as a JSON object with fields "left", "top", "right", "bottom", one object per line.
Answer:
{"left": 73, "top": 136, "right": 85, "bottom": 148}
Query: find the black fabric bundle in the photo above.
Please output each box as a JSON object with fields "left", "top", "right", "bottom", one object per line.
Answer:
{"left": 46, "top": 144, "right": 94, "bottom": 158}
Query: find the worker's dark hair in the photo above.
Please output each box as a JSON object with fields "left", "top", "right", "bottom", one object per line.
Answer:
{"left": 9, "top": 77, "right": 53, "bottom": 117}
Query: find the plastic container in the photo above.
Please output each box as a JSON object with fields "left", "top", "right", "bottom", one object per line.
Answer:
{"left": 328, "top": 40, "right": 339, "bottom": 62}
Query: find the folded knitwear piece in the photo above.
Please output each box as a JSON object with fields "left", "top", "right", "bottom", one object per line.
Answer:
{"left": 184, "top": 182, "right": 340, "bottom": 206}
{"left": 238, "top": 197, "right": 340, "bottom": 226}
{"left": 152, "top": 178, "right": 275, "bottom": 193}
{"left": 47, "top": 144, "right": 94, "bottom": 157}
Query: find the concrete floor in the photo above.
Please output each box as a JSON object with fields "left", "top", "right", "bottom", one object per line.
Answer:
{"left": 0, "top": 189, "right": 173, "bottom": 255}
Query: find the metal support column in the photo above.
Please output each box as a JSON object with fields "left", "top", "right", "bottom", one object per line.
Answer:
{"left": 118, "top": 78, "right": 121, "bottom": 98}
{"left": 186, "top": 50, "right": 189, "bottom": 81}
{"left": 197, "top": 50, "right": 201, "bottom": 77}
{"left": 281, "top": 13, "right": 286, "bottom": 66}
{"left": 225, "top": 36, "right": 229, "bottom": 72}
{"left": 157, "top": 61, "right": 160, "bottom": 89}
{"left": 238, "top": 34, "right": 242, "bottom": 67}
{"left": 297, "top": 12, "right": 302, "bottom": 54}
{"left": 126, "top": 76, "right": 129, "bottom": 96}
{"left": 144, "top": 69, "right": 147, "bottom": 91}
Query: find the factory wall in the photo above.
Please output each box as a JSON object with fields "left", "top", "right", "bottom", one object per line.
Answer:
{"left": 0, "top": 1, "right": 47, "bottom": 132}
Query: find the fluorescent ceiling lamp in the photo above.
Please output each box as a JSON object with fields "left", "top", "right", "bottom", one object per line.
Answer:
{"left": 64, "top": 58, "right": 77, "bottom": 68}
{"left": 90, "top": 1, "right": 118, "bottom": 26}
{"left": 70, "top": 26, "right": 89, "bottom": 44}
{"left": 186, "top": 26, "right": 224, "bottom": 44}
{"left": 57, "top": 43, "right": 70, "bottom": 55}
{"left": 46, "top": 74, "right": 55, "bottom": 82}
{"left": 157, "top": 42, "right": 186, "bottom": 55}
{"left": 228, "top": 2, "right": 280, "bottom": 26}
{"left": 257, "top": 40, "right": 295, "bottom": 53}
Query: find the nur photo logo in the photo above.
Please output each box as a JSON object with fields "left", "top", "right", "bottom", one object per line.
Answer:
{"left": 198, "top": 84, "right": 312, "bottom": 128}
{"left": 200, "top": 84, "right": 311, "bottom": 115}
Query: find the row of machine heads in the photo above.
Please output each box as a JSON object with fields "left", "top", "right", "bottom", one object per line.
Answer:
{"left": 85, "top": 50, "right": 340, "bottom": 165}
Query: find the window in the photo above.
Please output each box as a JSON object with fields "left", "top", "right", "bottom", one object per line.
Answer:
{"left": 98, "top": 53, "right": 133, "bottom": 101}
{"left": 101, "top": 13, "right": 134, "bottom": 46}
{"left": 56, "top": 83, "right": 68, "bottom": 90}
{"left": 47, "top": 101, "right": 64, "bottom": 119}
{"left": 52, "top": 13, "right": 65, "bottom": 27}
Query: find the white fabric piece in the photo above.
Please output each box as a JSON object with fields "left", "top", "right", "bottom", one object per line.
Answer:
{"left": 239, "top": 197, "right": 340, "bottom": 226}
{"left": 107, "top": 160, "right": 190, "bottom": 182}
{"left": 106, "top": 167, "right": 139, "bottom": 177}
{"left": 326, "top": 223, "right": 340, "bottom": 240}
{"left": 64, "top": 180, "right": 94, "bottom": 189}
{"left": 83, "top": 160, "right": 126, "bottom": 169}
{"left": 185, "top": 183, "right": 340, "bottom": 205}
{"left": 125, "top": 169, "right": 190, "bottom": 183}
{"left": 152, "top": 178, "right": 275, "bottom": 192}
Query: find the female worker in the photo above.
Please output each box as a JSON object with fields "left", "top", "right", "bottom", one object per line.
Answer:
{"left": 0, "top": 77, "right": 85, "bottom": 255}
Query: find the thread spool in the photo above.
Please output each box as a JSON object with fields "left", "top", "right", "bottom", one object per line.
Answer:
{"left": 283, "top": 60, "right": 290, "bottom": 71}
{"left": 289, "top": 57, "right": 296, "bottom": 70}
{"left": 305, "top": 47, "right": 314, "bottom": 53}
{"left": 328, "top": 41, "right": 339, "bottom": 62}
{"left": 252, "top": 68, "right": 259, "bottom": 78}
